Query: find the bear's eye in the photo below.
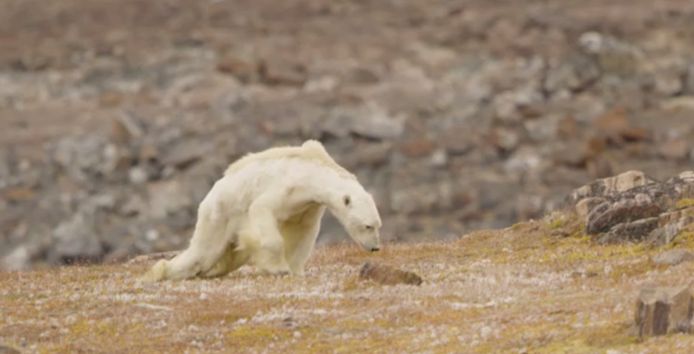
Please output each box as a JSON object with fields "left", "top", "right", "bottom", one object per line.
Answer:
{"left": 343, "top": 195, "right": 351, "bottom": 207}
{"left": 365, "top": 225, "right": 374, "bottom": 231}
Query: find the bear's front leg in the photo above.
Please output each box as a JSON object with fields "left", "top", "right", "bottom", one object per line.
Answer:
{"left": 248, "top": 193, "right": 292, "bottom": 276}
{"left": 283, "top": 205, "right": 325, "bottom": 276}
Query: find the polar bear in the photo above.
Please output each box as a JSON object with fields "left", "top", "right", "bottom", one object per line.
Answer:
{"left": 142, "top": 140, "right": 382, "bottom": 281}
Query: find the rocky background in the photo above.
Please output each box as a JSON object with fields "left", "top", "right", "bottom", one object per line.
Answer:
{"left": 1, "top": 0, "right": 694, "bottom": 269}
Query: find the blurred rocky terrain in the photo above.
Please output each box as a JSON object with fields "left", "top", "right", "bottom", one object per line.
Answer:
{"left": 1, "top": 0, "right": 694, "bottom": 269}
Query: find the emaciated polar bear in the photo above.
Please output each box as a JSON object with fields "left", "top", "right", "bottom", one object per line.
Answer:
{"left": 142, "top": 140, "right": 382, "bottom": 281}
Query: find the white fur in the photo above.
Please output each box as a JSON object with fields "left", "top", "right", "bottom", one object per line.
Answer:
{"left": 142, "top": 140, "right": 382, "bottom": 281}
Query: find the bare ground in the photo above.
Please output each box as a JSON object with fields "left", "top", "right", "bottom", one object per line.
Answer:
{"left": 3, "top": 216, "right": 694, "bottom": 353}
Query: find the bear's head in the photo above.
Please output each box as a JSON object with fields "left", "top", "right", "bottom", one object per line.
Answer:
{"left": 331, "top": 183, "right": 382, "bottom": 252}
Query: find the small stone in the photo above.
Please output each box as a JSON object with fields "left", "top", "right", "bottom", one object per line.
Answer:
{"left": 147, "top": 180, "right": 192, "bottom": 219}
{"left": 593, "top": 108, "right": 649, "bottom": 143}
{"left": 146, "top": 229, "right": 160, "bottom": 242}
{"left": 258, "top": 58, "right": 307, "bottom": 86}
{"left": 351, "top": 111, "right": 405, "bottom": 140}
{"left": 128, "top": 167, "right": 149, "bottom": 184}
{"left": 1, "top": 246, "right": 31, "bottom": 271}
{"left": 2, "top": 186, "right": 36, "bottom": 202}
{"left": 680, "top": 171, "right": 694, "bottom": 182}
{"left": 553, "top": 141, "right": 590, "bottom": 168}
{"left": 440, "top": 125, "right": 475, "bottom": 155}
{"left": 359, "top": 262, "right": 423, "bottom": 286}
{"left": 399, "top": 138, "right": 436, "bottom": 158}
{"left": 350, "top": 67, "right": 380, "bottom": 84}
{"left": 586, "top": 154, "right": 615, "bottom": 179}
{"left": 660, "top": 96, "right": 694, "bottom": 111}
{"left": 652, "top": 249, "right": 694, "bottom": 266}
{"left": 429, "top": 149, "right": 448, "bottom": 168}
{"left": 216, "top": 55, "right": 258, "bottom": 83}
{"left": 489, "top": 128, "right": 520, "bottom": 152}
{"left": 687, "top": 65, "right": 694, "bottom": 94}
{"left": 324, "top": 105, "right": 405, "bottom": 140}
{"left": 635, "top": 286, "right": 693, "bottom": 337}
{"left": 112, "top": 112, "right": 145, "bottom": 143}
{"left": 303, "top": 75, "right": 338, "bottom": 93}
{"left": 658, "top": 139, "right": 689, "bottom": 161}
{"left": 346, "top": 142, "right": 392, "bottom": 168}
{"left": 161, "top": 139, "right": 214, "bottom": 170}
{"left": 53, "top": 211, "right": 104, "bottom": 264}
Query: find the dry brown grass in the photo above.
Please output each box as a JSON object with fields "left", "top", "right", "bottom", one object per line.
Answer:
{"left": 3, "top": 215, "right": 694, "bottom": 353}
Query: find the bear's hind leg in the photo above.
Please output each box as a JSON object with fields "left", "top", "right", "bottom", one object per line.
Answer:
{"left": 145, "top": 203, "right": 231, "bottom": 281}
{"left": 201, "top": 243, "right": 250, "bottom": 278}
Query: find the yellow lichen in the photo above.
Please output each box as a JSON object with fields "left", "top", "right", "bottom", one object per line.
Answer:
{"left": 675, "top": 198, "right": 694, "bottom": 209}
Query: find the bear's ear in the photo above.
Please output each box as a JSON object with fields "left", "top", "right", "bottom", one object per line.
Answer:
{"left": 343, "top": 195, "right": 351, "bottom": 207}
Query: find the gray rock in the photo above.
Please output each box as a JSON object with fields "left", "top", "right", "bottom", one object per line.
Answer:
{"left": 658, "top": 139, "right": 689, "bottom": 161}
{"left": 325, "top": 105, "right": 405, "bottom": 140}
{"left": 160, "top": 138, "right": 215, "bottom": 170}
{"left": 259, "top": 58, "right": 307, "bottom": 86}
{"left": 112, "top": 111, "right": 145, "bottom": 143}
{"left": 53, "top": 211, "right": 104, "bottom": 263}
{"left": 587, "top": 193, "right": 662, "bottom": 235}
{"left": 544, "top": 54, "right": 600, "bottom": 93}
{"left": 0, "top": 150, "right": 12, "bottom": 188}
{"left": 652, "top": 249, "right": 694, "bottom": 266}
{"left": 390, "top": 181, "right": 453, "bottom": 214}
{"left": 575, "top": 197, "right": 605, "bottom": 220}
{"left": 350, "top": 109, "right": 405, "bottom": 140}
{"left": 492, "top": 86, "right": 543, "bottom": 122}
{"left": 686, "top": 64, "right": 694, "bottom": 95}
{"left": 647, "top": 207, "right": 694, "bottom": 246}
{"left": 344, "top": 142, "right": 392, "bottom": 168}
{"left": 574, "top": 171, "right": 694, "bottom": 244}
{"left": 120, "top": 194, "right": 147, "bottom": 217}
{"left": 128, "top": 166, "right": 149, "bottom": 184}
{"left": 1, "top": 246, "right": 31, "bottom": 271}
{"left": 579, "top": 31, "right": 641, "bottom": 76}
{"left": 680, "top": 171, "right": 694, "bottom": 182}
{"left": 645, "top": 56, "right": 687, "bottom": 96}
{"left": 147, "top": 180, "right": 193, "bottom": 219}
{"left": 635, "top": 286, "right": 693, "bottom": 337}
{"left": 569, "top": 170, "right": 654, "bottom": 204}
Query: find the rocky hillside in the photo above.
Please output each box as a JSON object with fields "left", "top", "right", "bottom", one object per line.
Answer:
{"left": 1, "top": 0, "right": 694, "bottom": 268}
{"left": 2, "top": 171, "right": 694, "bottom": 352}
{"left": 3, "top": 209, "right": 694, "bottom": 353}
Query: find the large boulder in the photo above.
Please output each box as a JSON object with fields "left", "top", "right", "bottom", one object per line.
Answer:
{"left": 569, "top": 171, "right": 694, "bottom": 244}
{"left": 635, "top": 286, "right": 693, "bottom": 337}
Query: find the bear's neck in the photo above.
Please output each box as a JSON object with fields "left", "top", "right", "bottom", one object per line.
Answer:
{"left": 302, "top": 163, "right": 355, "bottom": 211}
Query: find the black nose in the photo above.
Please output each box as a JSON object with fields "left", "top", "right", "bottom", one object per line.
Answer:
{"left": 370, "top": 246, "right": 380, "bottom": 252}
